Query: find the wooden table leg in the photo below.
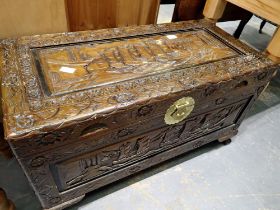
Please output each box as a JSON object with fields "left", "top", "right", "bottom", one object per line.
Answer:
{"left": 267, "top": 27, "right": 280, "bottom": 63}
{"left": 203, "top": 0, "right": 227, "bottom": 21}
{"left": 0, "top": 189, "right": 15, "bottom": 210}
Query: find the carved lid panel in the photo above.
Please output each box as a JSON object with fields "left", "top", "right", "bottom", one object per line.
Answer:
{"left": 0, "top": 20, "right": 276, "bottom": 140}
{"left": 35, "top": 30, "right": 236, "bottom": 95}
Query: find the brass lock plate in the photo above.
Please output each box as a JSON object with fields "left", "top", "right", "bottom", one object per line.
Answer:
{"left": 164, "top": 97, "right": 195, "bottom": 125}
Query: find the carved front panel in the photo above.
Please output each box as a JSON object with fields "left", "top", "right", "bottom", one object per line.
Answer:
{"left": 52, "top": 98, "right": 248, "bottom": 191}
{"left": 11, "top": 83, "right": 254, "bottom": 158}
{"left": 34, "top": 30, "right": 237, "bottom": 95}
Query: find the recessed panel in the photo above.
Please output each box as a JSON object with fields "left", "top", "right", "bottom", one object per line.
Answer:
{"left": 33, "top": 30, "right": 237, "bottom": 95}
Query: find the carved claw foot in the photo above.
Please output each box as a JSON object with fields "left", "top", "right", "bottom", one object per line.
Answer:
{"left": 43, "top": 195, "right": 85, "bottom": 210}
{"left": 0, "top": 188, "right": 15, "bottom": 210}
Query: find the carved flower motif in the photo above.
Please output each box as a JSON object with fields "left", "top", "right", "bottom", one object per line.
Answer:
{"left": 2, "top": 73, "right": 19, "bottom": 87}
{"left": 15, "top": 115, "right": 34, "bottom": 129}
{"left": 108, "top": 93, "right": 135, "bottom": 104}
{"left": 26, "top": 76, "right": 37, "bottom": 87}
{"left": 30, "top": 156, "right": 46, "bottom": 167}
{"left": 215, "top": 98, "right": 225, "bottom": 105}
{"left": 28, "top": 87, "right": 41, "bottom": 98}
{"left": 29, "top": 100, "right": 43, "bottom": 111}
{"left": 35, "top": 128, "right": 74, "bottom": 146}
{"left": 117, "top": 128, "right": 134, "bottom": 138}
{"left": 204, "top": 85, "right": 217, "bottom": 97}
{"left": 137, "top": 105, "right": 153, "bottom": 116}
{"left": 40, "top": 134, "right": 57, "bottom": 145}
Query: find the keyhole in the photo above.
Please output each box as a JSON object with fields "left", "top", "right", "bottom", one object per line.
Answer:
{"left": 171, "top": 103, "right": 187, "bottom": 117}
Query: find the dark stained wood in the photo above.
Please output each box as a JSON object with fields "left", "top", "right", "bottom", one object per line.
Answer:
{"left": 172, "top": 0, "right": 206, "bottom": 21}
{"left": 0, "top": 125, "right": 12, "bottom": 159}
{"left": 0, "top": 20, "right": 278, "bottom": 209}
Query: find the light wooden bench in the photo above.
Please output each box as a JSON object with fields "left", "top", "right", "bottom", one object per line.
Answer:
{"left": 203, "top": 0, "right": 280, "bottom": 63}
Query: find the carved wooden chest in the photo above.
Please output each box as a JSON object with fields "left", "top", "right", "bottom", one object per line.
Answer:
{"left": 0, "top": 20, "right": 278, "bottom": 209}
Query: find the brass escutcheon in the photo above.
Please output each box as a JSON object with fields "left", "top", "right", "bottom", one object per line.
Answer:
{"left": 164, "top": 97, "right": 195, "bottom": 125}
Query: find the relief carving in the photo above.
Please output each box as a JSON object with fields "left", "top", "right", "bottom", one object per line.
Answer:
{"left": 193, "top": 140, "right": 204, "bottom": 149}
{"left": 2, "top": 73, "right": 19, "bottom": 87}
{"left": 1, "top": 21, "right": 276, "bottom": 139}
{"left": 204, "top": 86, "right": 217, "bottom": 97}
{"left": 117, "top": 128, "right": 135, "bottom": 138}
{"left": 35, "top": 31, "right": 236, "bottom": 95}
{"left": 15, "top": 115, "right": 34, "bottom": 129}
{"left": 136, "top": 136, "right": 151, "bottom": 154}
{"left": 137, "top": 105, "right": 153, "bottom": 117}
{"left": 2, "top": 20, "right": 277, "bottom": 210}
{"left": 30, "top": 156, "right": 46, "bottom": 168}
{"left": 215, "top": 98, "right": 225, "bottom": 105}
{"left": 49, "top": 197, "right": 62, "bottom": 204}
{"left": 34, "top": 127, "right": 74, "bottom": 146}
{"left": 55, "top": 101, "right": 246, "bottom": 190}
{"left": 108, "top": 92, "right": 135, "bottom": 104}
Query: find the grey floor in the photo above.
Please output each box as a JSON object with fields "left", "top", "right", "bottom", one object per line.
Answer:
{"left": 1, "top": 5, "right": 280, "bottom": 210}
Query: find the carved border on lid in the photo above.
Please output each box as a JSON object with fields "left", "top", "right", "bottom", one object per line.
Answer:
{"left": 0, "top": 20, "right": 277, "bottom": 140}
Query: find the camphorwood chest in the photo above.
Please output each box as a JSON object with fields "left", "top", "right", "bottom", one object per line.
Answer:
{"left": 0, "top": 20, "right": 278, "bottom": 209}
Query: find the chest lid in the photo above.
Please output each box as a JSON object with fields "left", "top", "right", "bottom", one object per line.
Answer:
{"left": 35, "top": 29, "right": 236, "bottom": 96}
{"left": 0, "top": 20, "right": 276, "bottom": 140}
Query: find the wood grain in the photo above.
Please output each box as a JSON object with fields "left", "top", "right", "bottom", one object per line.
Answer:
{"left": 204, "top": 0, "right": 280, "bottom": 25}
{"left": 0, "top": 0, "right": 68, "bottom": 39}
{"left": 203, "top": 0, "right": 280, "bottom": 60}
{"left": 267, "top": 27, "right": 280, "bottom": 62}
{"left": 36, "top": 31, "right": 236, "bottom": 95}
{"left": 227, "top": 0, "right": 280, "bottom": 25}
{"left": 203, "top": 0, "right": 227, "bottom": 20}
{"left": 65, "top": 0, "right": 160, "bottom": 31}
